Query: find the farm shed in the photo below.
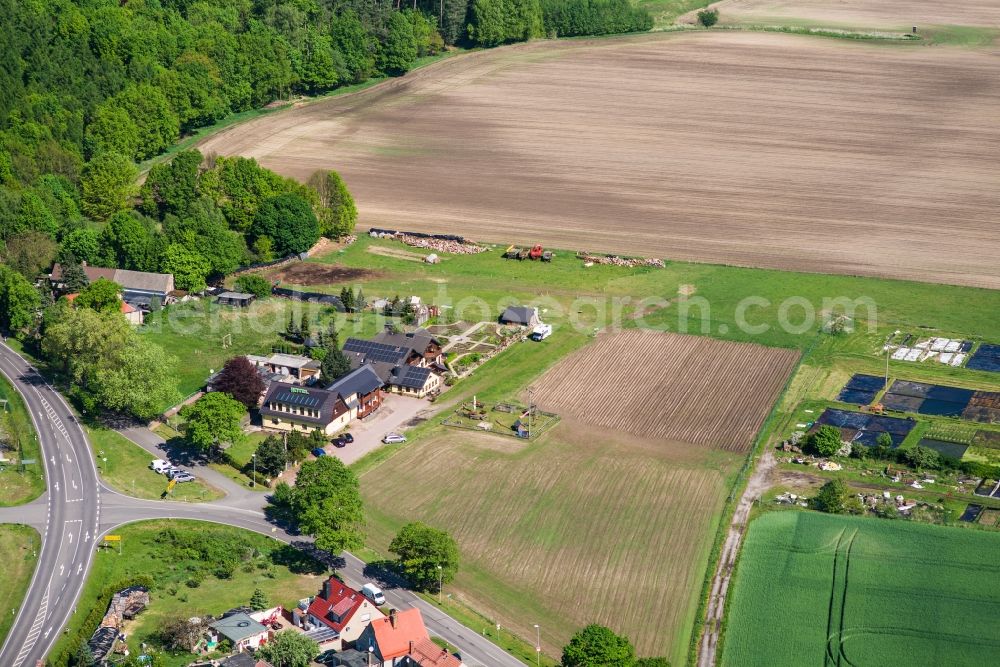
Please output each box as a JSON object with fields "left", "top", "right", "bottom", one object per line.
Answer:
{"left": 500, "top": 306, "right": 539, "bottom": 327}
{"left": 216, "top": 291, "right": 255, "bottom": 307}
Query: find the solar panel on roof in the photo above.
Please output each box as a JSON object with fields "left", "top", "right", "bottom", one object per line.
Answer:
{"left": 343, "top": 339, "right": 409, "bottom": 364}
{"left": 278, "top": 391, "right": 320, "bottom": 407}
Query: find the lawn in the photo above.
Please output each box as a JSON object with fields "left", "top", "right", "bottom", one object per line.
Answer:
{"left": 721, "top": 511, "right": 1000, "bottom": 665}
{"left": 49, "top": 520, "right": 328, "bottom": 667}
{"left": 0, "top": 373, "right": 44, "bottom": 506}
{"left": 88, "top": 427, "right": 223, "bottom": 502}
{"left": 0, "top": 524, "right": 39, "bottom": 647}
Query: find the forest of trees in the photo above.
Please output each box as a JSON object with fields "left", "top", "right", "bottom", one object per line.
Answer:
{"left": 0, "top": 0, "right": 649, "bottom": 289}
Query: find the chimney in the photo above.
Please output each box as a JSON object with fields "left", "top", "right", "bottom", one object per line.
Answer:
{"left": 323, "top": 578, "right": 332, "bottom": 599}
{"left": 390, "top": 609, "right": 397, "bottom": 628}
{"left": 409, "top": 640, "right": 414, "bottom": 654}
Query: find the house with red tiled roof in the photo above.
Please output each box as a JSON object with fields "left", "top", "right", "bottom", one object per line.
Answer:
{"left": 306, "top": 577, "right": 384, "bottom": 650}
{"left": 401, "top": 637, "right": 464, "bottom": 667}
{"left": 355, "top": 609, "right": 463, "bottom": 667}
{"left": 64, "top": 293, "right": 144, "bottom": 325}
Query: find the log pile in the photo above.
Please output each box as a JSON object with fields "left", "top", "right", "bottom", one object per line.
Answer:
{"left": 578, "top": 253, "right": 665, "bottom": 268}
{"left": 397, "top": 233, "right": 487, "bottom": 254}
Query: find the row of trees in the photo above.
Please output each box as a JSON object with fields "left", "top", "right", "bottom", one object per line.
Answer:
{"left": 562, "top": 624, "right": 670, "bottom": 666}
{"left": 468, "top": 0, "right": 651, "bottom": 45}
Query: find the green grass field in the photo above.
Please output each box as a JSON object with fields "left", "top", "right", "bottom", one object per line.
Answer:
{"left": 0, "top": 373, "right": 44, "bottom": 506}
{"left": 50, "top": 520, "right": 327, "bottom": 667}
{"left": 88, "top": 427, "right": 223, "bottom": 502}
{"left": 0, "top": 524, "right": 39, "bottom": 647}
{"left": 722, "top": 511, "right": 1000, "bottom": 666}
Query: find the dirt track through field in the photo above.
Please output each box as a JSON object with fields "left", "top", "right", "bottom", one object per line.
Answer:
{"left": 200, "top": 31, "right": 1000, "bottom": 289}
{"left": 534, "top": 330, "right": 799, "bottom": 452}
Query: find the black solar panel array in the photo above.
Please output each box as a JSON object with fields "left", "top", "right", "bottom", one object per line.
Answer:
{"left": 343, "top": 338, "right": 409, "bottom": 364}
{"left": 276, "top": 390, "right": 321, "bottom": 408}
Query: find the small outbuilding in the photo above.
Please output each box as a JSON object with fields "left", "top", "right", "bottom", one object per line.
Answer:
{"left": 217, "top": 291, "right": 256, "bottom": 308}
{"left": 500, "top": 306, "right": 539, "bottom": 327}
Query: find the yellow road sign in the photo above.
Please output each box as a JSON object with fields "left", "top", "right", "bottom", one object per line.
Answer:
{"left": 104, "top": 535, "right": 121, "bottom": 542}
{"left": 166, "top": 479, "right": 177, "bottom": 492}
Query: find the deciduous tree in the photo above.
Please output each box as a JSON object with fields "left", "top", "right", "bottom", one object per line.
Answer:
{"left": 160, "top": 243, "right": 210, "bottom": 292}
{"left": 0, "top": 264, "right": 41, "bottom": 332}
{"left": 212, "top": 356, "right": 266, "bottom": 409}
{"left": 256, "top": 630, "right": 318, "bottom": 667}
{"left": 80, "top": 153, "right": 138, "bottom": 222}
{"left": 809, "top": 425, "right": 843, "bottom": 457}
{"left": 561, "top": 624, "right": 636, "bottom": 667}
{"left": 813, "top": 478, "right": 850, "bottom": 514}
{"left": 252, "top": 193, "right": 319, "bottom": 256}
{"left": 74, "top": 278, "right": 122, "bottom": 314}
{"left": 254, "top": 435, "right": 288, "bottom": 477}
{"left": 308, "top": 170, "right": 357, "bottom": 239}
{"left": 180, "top": 391, "right": 246, "bottom": 452}
{"left": 281, "top": 456, "right": 364, "bottom": 553}
{"left": 234, "top": 274, "right": 271, "bottom": 298}
{"left": 388, "top": 522, "right": 459, "bottom": 592}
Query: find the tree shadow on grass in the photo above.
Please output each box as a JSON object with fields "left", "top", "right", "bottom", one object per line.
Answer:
{"left": 271, "top": 542, "right": 331, "bottom": 575}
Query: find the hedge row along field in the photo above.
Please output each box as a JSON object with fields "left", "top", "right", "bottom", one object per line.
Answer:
{"left": 721, "top": 512, "right": 1000, "bottom": 666}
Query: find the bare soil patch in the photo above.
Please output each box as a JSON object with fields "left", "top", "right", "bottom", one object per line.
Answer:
{"left": 269, "top": 262, "right": 380, "bottom": 286}
{"left": 534, "top": 330, "right": 799, "bottom": 452}
{"left": 200, "top": 32, "right": 1000, "bottom": 288}
{"left": 708, "top": 0, "right": 1000, "bottom": 29}
{"left": 366, "top": 245, "right": 427, "bottom": 262}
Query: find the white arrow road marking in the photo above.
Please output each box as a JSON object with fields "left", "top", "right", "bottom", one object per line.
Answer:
{"left": 76, "top": 563, "right": 83, "bottom": 575}
{"left": 54, "top": 482, "right": 59, "bottom": 493}
{"left": 67, "top": 532, "right": 72, "bottom": 544}
{"left": 71, "top": 479, "right": 77, "bottom": 490}
{"left": 50, "top": 455, "right": 55, "bottom": 465}
{"left": 59, "top": 564, "right": 64, "bottom": 576}
{"left": 65, "top": 454, "right": 72, "bottom": 463}
{"left": 84, "top": 531, "right": 90, "bottom": 542}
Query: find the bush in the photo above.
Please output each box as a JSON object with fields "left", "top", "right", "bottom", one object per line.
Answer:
{"left": 234, "top": 274, "right": 272, "bottom": 298}
{"left": 697, "top": 8, "right": 719, "bottom": 26}
{"left": 809, "top": 425, "right": 843, "bottom": 457}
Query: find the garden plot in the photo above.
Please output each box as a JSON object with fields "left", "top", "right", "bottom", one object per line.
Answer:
{"left": 836, "top": 373, "right": 885, "bottom": 405}
{"left": 967, "top": 343, "right": 1000, "bottom": 373}
{"left": 532, "top": 330, "right": 799, "bottom": 453}
{"left": 442, "top": 400, "right": 560, "bottom": 440}
{"left": 882, "top": 379, "right": 1000, "bottom": 424}
{"left": 916, "top": 438, "right": 969, "bottom": 461}
{"left": 815, "top": 408, "right": 916, "bottom": 446}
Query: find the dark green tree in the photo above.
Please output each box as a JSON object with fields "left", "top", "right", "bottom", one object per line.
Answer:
{"left": 876, "top": 432, "right": 893, "bottom": 449}
{"left": 809, "top": 425, "right": 843, "bottom": 457}
{"left": 321, "top": 344, "right": 352, "bottom": 385}
{"left": 250, "top": 587, "right": 270, "bottom": 611}
{"left": 160, "top": 243, "right": 210, "bottom": 292}
{"left": 813, "top": 478, "right": 850, "bottom": 514}
{"left": 73, "top": 640, "right": 96, "bottom": 667}
{"left": 60, "top": 228, "right": 103, "bottom": 265}
{"left": 380, "top": 12, "right": 418, "bottom": 76}
{"left": 339, "top": 286, "right": 355, "bottom": 312}
{"left": 905, "top": 445, "right": 941, "bottom": 470}
{"left": 331, "top": 10, "right": 376, "bottom": 83}
{"left": 180, "top": 391, "right": 246, "bottom": 452}
{"left": 80, "top": 153, "right": 138, "bottom": 222}
{"left": 561, "top": 624, "right": 636, "bottom": 667}
{"left": 388, "top": 522, "right": 460, "bottom": 592}
{"left": 282, "top": 456, "right": 364, "bottom": 553}
{"left": 252, "top": 193, "right": 320, "bottom": 256}
{"left": 697, "top": 8, "right": 719, "bottom": 26}
{"left": 234, "top": 274, "right": 272, "bottom": 298}
{"left": 60, "top": 254, "right": 90, "bottom": 292}
{"left": 308, "top": 170, "right": 357, "bottom": 238}
{"left": 75, "top": 278, "right": 123, "bottom": 313}
{"left": 254, "top": 435, "right": 288, "bottom": 477}
{"left": 140, "top": 150, "right": 203, "bottom": 218}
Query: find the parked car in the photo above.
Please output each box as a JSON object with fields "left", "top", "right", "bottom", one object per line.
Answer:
{"left": 343, "top": 433, "right": 354, "bottom": 443}
{"left": 312, "top": 447, "right": 327, "bottom": 457}
{"left": 361, "top": 583, "right": 386, "bottom": 606}
{"left": 171, "top": 472, "right": 196, "bottom": 483}
{"left": 382, "top": 433, "right": 406, "bottom": 444}
{"left": 150, "top": 459, "right": 170, "bottom": 474}
{"left": 332, "top": 435, "right": 350, "bottom": 448}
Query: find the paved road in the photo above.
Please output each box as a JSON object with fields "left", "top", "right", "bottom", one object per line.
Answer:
{"left": 337, "top": 553, "right": 526, "bottom": 667}
{"left": 0, "top": 343, "right": 523, "bottom": 666}
{"left": 0, "top": 342, "right": 102, "bottom": 667}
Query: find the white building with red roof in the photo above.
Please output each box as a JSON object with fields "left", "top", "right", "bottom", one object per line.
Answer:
{"left": 356, "top": 608, "right": 463, "bottom": 667}
{"left": 306, "top": 577, "right": 385, "bottom": 650}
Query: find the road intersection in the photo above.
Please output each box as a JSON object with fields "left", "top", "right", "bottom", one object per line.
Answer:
{"left": 0, "top": 343, "right": 523, "bottom": 667}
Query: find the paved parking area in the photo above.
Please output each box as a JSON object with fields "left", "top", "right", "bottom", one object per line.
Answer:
{"left": 325, "top": 395, "right": 435, "bottom": 465}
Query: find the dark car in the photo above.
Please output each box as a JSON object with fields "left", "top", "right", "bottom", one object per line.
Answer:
{"left": 332, "top": 435, "right": 351, "bottom": 448}
{"left": 311, "top": 447, "right": 326, "bottom": 457}
{"left": 343, "top": 433, "right": 354, "bottom": 443}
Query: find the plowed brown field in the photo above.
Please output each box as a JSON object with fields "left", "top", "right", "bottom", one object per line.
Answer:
{"left": 199, "top": 31, "right": 1000, "bottom": 289}
{"left": 535, "top": 330, "right": 799, "bottom": 452}
{"left": 360, "top": 331, "right": 797, "bottom": 661}
{"left": 708, "top": 0, "right": 1000, "bottom": 29}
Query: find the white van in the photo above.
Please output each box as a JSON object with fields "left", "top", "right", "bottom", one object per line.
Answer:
{"left": 361, "top": 583, "right": 386, "bottom": 606}
{"left": 530, "top": 323, "right": 552, "bottom": 341}
{"left": 150, "top": 459, "right": 171, "bottom": 474}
